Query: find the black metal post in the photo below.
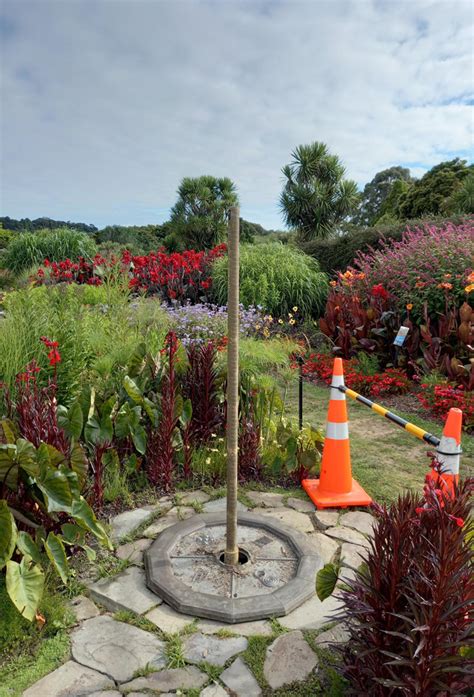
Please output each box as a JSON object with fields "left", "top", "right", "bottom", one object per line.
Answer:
{"left": 296, "top": 355, "right": 304, "bottom": 430}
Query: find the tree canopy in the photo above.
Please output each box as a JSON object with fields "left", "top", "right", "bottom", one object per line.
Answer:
{"left": 398, "top": 158, "right": 473, "bottom": 219}
{"left": 352, "top": 166, "right": 413, "bottom": 226}
{"left": 169, "top": 175, "right": 239, "bottom": 249}
{"left": 280, "top": 142, "right": 358, "bottom": 241}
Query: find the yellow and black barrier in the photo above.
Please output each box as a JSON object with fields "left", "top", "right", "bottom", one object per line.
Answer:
{"left": 331, "top": 383, "right": 441, "bottom": 447}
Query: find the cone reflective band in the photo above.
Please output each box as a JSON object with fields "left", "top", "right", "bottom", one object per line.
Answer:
{"left": 426, "top": 407, "right": 462, "bottom": 498}
{"left": 302, "top": 358, "right": 372, "bottom": 509}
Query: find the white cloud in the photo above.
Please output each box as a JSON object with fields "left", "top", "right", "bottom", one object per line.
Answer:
{"left": 0, "top": 0, "right": 472, "bottom": 229}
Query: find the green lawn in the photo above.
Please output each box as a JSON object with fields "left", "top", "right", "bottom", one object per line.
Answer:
{"left": 284, "top": 381, "right": 473, "bottom": 504}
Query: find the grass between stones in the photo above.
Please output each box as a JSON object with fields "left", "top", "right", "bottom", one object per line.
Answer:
{"left": 0, "top": 579, "right": 74, "bottom": 697}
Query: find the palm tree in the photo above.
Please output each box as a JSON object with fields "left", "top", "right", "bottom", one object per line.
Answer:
{"left": 280, "top": 142, "right": 359, "bottom": 241}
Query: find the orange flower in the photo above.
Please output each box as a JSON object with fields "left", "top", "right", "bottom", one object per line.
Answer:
{"left": 329, "top": 280, "right": 337, "bottom": 287}
{"left": 437, "top": 282, "right": 453, "bottom": 290}
{"left": 467, "top": 271, "right": 474, "bottom": 283}
{"left": 444, "top": 273, "right": 452, "bottom": 279}
{"left": 406, "top": 303, "right": 413, "bottom": 311}
{"left": 464, "top": 283, "right": 474, "bottom": 294}
{"left": 415, "top": 281, "right": 426, "bottom": 288}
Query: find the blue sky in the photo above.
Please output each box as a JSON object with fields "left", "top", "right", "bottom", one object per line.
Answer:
{"left": 0, "top": 0, "right": 472, "bottom": 230}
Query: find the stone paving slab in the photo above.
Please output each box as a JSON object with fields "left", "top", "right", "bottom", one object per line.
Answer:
{"left": 279, "top": 592, "right": 343, "bottom": 631}
{"left": 143, "top": 506, "right": 195, "bottom": 537}
{"left": 314, "top": 622, "right": 351, "bottom": 648}
{"left": 258, "top": 507, "right": 315, "bottom": 534}
{"left": 145, "top": 602, "right": 196, "bottom": 633}
{"left": 200, "top": 685, "right": 229, "bottom": 697}
{"left": 198, "top": 617, "right": 273, "bottom": 637}
{"left": 23, "top": 660, "right": 114, "bottom": 697}
{"left": 109, "top": 505, "right": 158, "bottom": 542}
{"left": 306, "top": 531, "right": 340, "bottom": 564}
{"left": 313, "top": 510, "right": 340, "bottom": 529}
{"left": 69, "top": 595, "right": 100, "bottom": 622}
{"left": 183, "top": 632, "right": 248, "bottom": 666}
{"left": 221, "top": 656, "right": 262, "bottom": 697}
{"left": 88, "top": 566, "right": 161, "bottom": 614}
{"left": 263, "top": 630, "right": 318, "bottom": 689}
{"left": 339, "top": 510, "right": 375, "bottom": 536}
{"left": 120, "top": 666, "right": 208, "bottom": 693}
{"left": 203, "top": 497, "right": 248, "bottom": 513}
{"left": 71, "top": 615, "right": 166, "bottom": 682}
{"left": 115, "top": 537, "right": 152, "bottom": 565}
{"left": 246, "top": 491, "right": 285, "bottom": 508}
{"left": 178, "top": 489, "right": 212, "bottom": 505}
{"left": 323, "top": 525, "right": 370, "bottom": 547}
{"left": 286, "top": 496, "right": 316, "bottom": 513}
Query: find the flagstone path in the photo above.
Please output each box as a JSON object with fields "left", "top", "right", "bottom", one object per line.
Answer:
{"left": 24, "top": 491, "right": 374, "bottom": 696}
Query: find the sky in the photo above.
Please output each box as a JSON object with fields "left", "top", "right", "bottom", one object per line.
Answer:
{"left": 0, "top": 0, "right": 472, "bottom": 230}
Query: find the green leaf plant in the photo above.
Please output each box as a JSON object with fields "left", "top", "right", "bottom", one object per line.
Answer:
{"left": 0, "top": 434, "right": 111, "bottom": 622}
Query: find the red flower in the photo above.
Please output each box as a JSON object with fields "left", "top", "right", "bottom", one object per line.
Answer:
{"left": 370, "top": 284, "right": 389, "bottom": 300}
{"left": 47, "top": 348, "right": 61, "bottom": 366}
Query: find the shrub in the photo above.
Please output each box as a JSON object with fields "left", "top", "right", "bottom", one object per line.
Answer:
{"left": 349, "top": 221, "right": 473, "bottom": 318}
{"left": 417, "top": 381, "right": 474, "bottom": 430}
{"left": 211, "top": 242, "right": 328, "bottom": 317}
{"left": 301, "top": 214, "right": 472, "bottom": 274}
{"left": 301, "top": 352, "right": 410, "bottom": 398}
{"left": 4, "top": 228, "right": 97, "bottom": 274}
{"left": 338, "top": 479, "right": 473, "bottom": 695}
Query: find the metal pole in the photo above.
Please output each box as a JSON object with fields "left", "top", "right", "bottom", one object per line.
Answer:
{"left": 296, "top": 355, "right": 304, "bottom": 430}
{"left": 331, "top": 383, "right": 441, "bottom": 447}
{"left": 225, "top": 207, "right": 240, "bottom": 566}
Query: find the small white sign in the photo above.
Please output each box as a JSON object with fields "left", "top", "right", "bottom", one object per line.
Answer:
{"left": 393, "top": 326, "right": 409, "bottom": 347}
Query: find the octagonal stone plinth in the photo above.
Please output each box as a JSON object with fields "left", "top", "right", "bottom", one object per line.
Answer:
{"left": 145, "top": 512, "right": 321, "bottom": 623}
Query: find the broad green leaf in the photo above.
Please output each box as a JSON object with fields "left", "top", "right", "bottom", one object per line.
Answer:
{"left": 123, "top": 375, "right": 144, "bottom": 405}
{"left": 16, "top": 531, "right": 42, "bottom": 564}
{"left": 71, "top": 497, "right": 113, "bottom": 550}
{"left": 0, "top": 444, "right": 19, "bottom": 490}
{"left": 115, "top": 403, "right": 131, "bottom": 440}
{"left": 174, "top": 394, "right": 184, "bottom": 421}
{"left": 1, "top": 419, "right": 17, "bottom": 444}
{"left": 58, "top": 401, "right": 83, "bottom": 440}
{"left": 143, "top": 397, "right": 158, "bottom": 424}
{"left": 61, "top": 523, "right": 85, "bottom": 546}
{"left": 69, "top": 442, "right": 88, "bottom": 487}
{"left": 316, "top": 562, "right": 340, "bottom": 601}
{"left": 131, "top": 423, "right": 146, "bottom": 455}
{"left": 84, "top": 545, "right": 96, "bottom": 561}
{"left": 36, "top": 467, "right": 72, "bottom": 513}
{"left": 36, "top": 442, "right": 66, "bottom": 470}
{"left": 6, "top": 558, "right": 45, "bottom": 621}
{"left": 0, "top": 500, "right": 17, "bottom": 569}
{"left": 44, "top": 533, "right": 69, "bottom": 585}
{"left": 84, "top": 415, "right": 101, "bottom": 445}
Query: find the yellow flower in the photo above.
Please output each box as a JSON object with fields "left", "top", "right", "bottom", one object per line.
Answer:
{"left": 288, "top": 313, "right": 293, "bottom": 318}
{"left": 292, "top": 306, "right": 298, "bottom": 312}
{"left": 289, "top": 318, "right": 296, "bottom": 325}
{"left": 278, "top": 319, "right": 283, "bottom": 324}
{"left": 268, "top": 315, "right": 273, "bottom": 322}
{"left": 465, "top": 283, "right": 474, "bottom": 293}
{"left": 406, "top": 303, "right": 413, "bottom": 311}
{"left": 255, "top": 324, "right": 261, "bottom": 330}
{"left": 205, "top": 457, "right": 211, "bottom": 465}
{"left": 263, "top": 327, "right": 270, "bottom": 337}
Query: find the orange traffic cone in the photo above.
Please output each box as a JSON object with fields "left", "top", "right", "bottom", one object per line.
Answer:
{"left": 426, "top": 407, "right": 462, "bottom": 498}
{"left": 302, "top": 357, "right": 372, "bottom": 509}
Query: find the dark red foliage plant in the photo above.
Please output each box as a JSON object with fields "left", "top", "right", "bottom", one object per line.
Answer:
{"left": 182, "top": 340, "right": 223, "bottom": 445}
{"left": 146, "top": 331, "right": 180, "bottom": 491}
{"left": 338, "top": 476, "right": 474, "bottom": 696}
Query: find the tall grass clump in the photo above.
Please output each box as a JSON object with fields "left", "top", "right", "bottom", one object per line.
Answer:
{"left": 4, "top": 227, "right": 97, "bottom": 274}
{"left": 0, "top": 284, "right": 170, "bottom": 404}
{"left": 211, "top": 242, "right": 328, "bottom": 317}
